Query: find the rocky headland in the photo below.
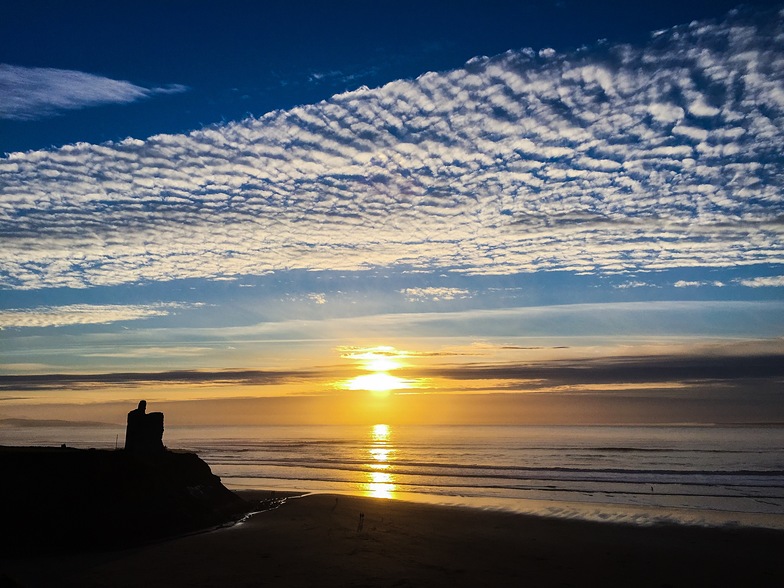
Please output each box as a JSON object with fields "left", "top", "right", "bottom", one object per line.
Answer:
{"left": 0, "top": 445, "right": 250, "bottom": 555}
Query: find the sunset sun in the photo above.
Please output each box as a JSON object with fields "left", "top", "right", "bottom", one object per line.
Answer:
{"left": 347, "top": 372, "right": 408, "bottom": 395}
{"left": 337, "top": 345, "right": 413, "bottom": 395}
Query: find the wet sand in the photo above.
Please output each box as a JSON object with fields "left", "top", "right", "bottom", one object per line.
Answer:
{"left": 3, "top": 492, "right": 783, "bottom": 587}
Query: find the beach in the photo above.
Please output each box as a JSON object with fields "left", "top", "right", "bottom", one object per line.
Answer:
{"left": 3, "top": 491, "right": 782, "bottom": 587}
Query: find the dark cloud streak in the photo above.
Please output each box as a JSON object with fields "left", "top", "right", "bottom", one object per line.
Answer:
{"left": 414, "top": 353, "right": 784, "bottom": 386}
{"left": 0, "top": 369, "right": 322, "bottom": 392}
{"left": 2, "top": 353, "right": 781, "bottom": 394}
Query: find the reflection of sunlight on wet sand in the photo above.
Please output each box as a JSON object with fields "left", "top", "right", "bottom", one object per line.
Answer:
{"left": 365, "top": 424, "right": 396, "bottom": 498}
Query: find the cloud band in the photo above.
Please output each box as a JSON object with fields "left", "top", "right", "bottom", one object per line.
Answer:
{"left": 1, "top": 8, "right": 782, "bottom": 289}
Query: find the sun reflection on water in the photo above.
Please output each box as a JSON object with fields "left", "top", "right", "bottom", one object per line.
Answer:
{"left": 372, "top": 423, "right": 390, "bottom": 440}
{"left": 365, "top": 424, "right": 396, "bottom": 498}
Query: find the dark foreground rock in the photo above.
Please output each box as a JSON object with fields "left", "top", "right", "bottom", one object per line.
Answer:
{"left": 0, "top": 446, "right": 249, "bottom": 555}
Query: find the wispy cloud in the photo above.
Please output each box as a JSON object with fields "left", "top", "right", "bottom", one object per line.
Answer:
{"left": 613, "top": 281, "right": 655, "bottom": 289}
{"left": 81, "top": 346, "right": 213, "bottom": 359}
{"left": 1, "top": 7, "right": 783, "bottom": 289}
{"left": 674, "top": 280, "right": 725, "bottom": 288}
{"left": 338, "top": 345, "right": 474, "bottom": 360}
{"left": 737, "top": 275, "right": 784, "bottom": 287}
{"left": 306, "top": 293, "right": 327, "bottom": 304}
{"left": 206, "top": 300, "right": 784, "bottom": 342}
{"left": 0, "top": 64, "right": 187, "bottom": 121}
{"left": 0, "top": 303, "right": 198, "bottom": 329}
{"left": 399, "top": 287, "right": 472, "bottom": 302}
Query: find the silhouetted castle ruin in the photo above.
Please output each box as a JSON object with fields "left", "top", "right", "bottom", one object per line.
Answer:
{"left": 125, "top": 400, "right": 164, "bottom": 452}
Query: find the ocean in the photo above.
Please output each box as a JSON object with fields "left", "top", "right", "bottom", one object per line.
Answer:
{"left": 3, "top": 423, "right": 783, "bottom": 530}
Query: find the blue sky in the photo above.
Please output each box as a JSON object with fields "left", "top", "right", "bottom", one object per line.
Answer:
{"left": 1, "top": 1, "right": 783, "bottom": 425}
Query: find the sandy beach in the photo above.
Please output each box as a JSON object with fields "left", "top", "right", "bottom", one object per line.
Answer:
{"left": 2, "top": 492, "right": 782, "bottom": 587}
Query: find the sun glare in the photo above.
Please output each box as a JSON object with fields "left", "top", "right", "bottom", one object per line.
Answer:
{"left": 340, "top": 345, "right": 407, "bottom": 372}
{"left": 347, "top": 372, "right": 408, "bottom": 395}
{"left": 338, "top": 345, "right": 428, "bottom": 396}
{"left": 365, "top": 356, "right": 401, "bottom": 372}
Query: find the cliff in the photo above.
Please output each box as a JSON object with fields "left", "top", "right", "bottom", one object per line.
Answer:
{"left": 0, "top": 446, "right": 250, "bottom": 555}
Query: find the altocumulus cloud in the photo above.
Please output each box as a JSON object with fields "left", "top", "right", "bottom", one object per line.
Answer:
{"left": 1, "top": 8, "right": 783, "bottom": 289}
{"left": 0, "top": 64, "right": 187, "bottom": 121}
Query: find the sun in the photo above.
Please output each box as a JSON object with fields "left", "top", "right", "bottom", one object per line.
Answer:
{"left": 347, "top": 372, "right": 408, "bottom": 395}
{"left": 337, "top": 345, "right": 426, "bottom": 396}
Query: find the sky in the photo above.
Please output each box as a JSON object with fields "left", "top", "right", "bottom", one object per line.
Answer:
{"left": 1, "top": 0, "right": 783, "bottom": 427}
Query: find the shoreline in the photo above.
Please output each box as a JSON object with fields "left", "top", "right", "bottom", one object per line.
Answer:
{"left": 4, "top": 492, "right": 782, "bottom": 587}
{"left": 229, "top": 485, "right": 784, "bottom": 532}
